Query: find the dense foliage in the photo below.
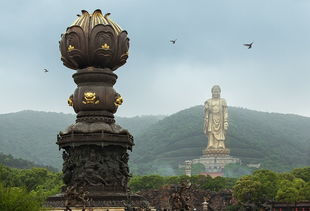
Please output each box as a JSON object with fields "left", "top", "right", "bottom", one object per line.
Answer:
{"left": 0, "top": 160, "right": 309, "bottom": 209}
{"left": 129, "top": 167, "right": 310, "bottom": 208}
{"left": 0, "top": 164, "right": 63, "bottom": 209}
{"left": 233, "top": 167, "right": 310, "bottom": 207}
{"left": 0, "top": 183, "right": 41, "bottom": 211}
{"left": 128, "top": 174, "right": 237, "bottom": 192}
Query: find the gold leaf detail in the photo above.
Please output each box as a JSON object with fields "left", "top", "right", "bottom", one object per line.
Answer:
{"left": 114, "top": 95, "right": 123, "bottom": 107}
{"left": 68, "top": 95, "right": 73, "bottom": 107}
{"left": 82, "top": 92, "right": 100, "bottom": 104}
{"left": 101, "top": 43, "right": 110, "bottom": 50}
{"left": 67, "top": 45, "right": 75, "bottom": 52}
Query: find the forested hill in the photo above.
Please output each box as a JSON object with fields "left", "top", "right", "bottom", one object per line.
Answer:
{"left": 0, "top": 108, "right": 309, "bottom": 174}
{"left": 0, "top": 110, "right": 164, "bottom": 169}
{"left": 0, "top": 111, "right": 74, "bottom": 169}
{"left": 0, "top": 152, "right": 56, "bottom": 171}
{"left": 131, "top": 106, "right": 310, "bottom": 175}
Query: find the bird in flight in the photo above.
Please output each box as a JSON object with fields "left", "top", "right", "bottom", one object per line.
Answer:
{"left": 170, "top": 39, "right": 177, "bottom": 44}
{"left": 43, "top": 69, "right": 48, "bottom": 73}
{"left": 243, "top": 42, "right": 254, "bottom": 49}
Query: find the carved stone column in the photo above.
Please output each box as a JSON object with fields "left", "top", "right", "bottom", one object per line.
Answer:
{"left": 45, "top": 9, "right": 149, "bottom": 209}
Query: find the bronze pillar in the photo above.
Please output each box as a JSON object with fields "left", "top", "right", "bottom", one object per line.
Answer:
{"left": 46, "top": 9, "right": 148, "bottom": 209}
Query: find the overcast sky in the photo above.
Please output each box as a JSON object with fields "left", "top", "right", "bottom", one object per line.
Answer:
{"left": 1, "top": 0, "right": 310, "bottom": 117}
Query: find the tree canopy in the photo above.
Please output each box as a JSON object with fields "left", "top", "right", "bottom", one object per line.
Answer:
{"left": 233, "top": 167, "right": 310, "bottom": 207}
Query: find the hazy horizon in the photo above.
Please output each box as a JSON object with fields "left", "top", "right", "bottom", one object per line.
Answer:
{"left": 2, "top": 104, "right": 310, "bottom": 119}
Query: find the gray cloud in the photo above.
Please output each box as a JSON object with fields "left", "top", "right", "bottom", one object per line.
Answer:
{"left": 1, "top": 0, "right": 310, "bottom": 117}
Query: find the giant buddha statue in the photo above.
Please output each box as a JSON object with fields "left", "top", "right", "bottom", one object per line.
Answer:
{"left": 203, "top": 85, "right": 229, "bottom": 153}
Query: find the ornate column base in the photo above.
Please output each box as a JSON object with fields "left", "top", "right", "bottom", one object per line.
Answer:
{"left": 45, "top": 192, "right": 150, "bottom": 209}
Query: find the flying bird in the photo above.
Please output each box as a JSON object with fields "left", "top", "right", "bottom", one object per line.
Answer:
{"left": 170, "top": 39, "right": 177, "bottom": 44}
{"left": 43, "top": 69, "right": 48, "bottom": 73}
{"left": 243, "top": 42, "right": 254, "bottom": 49}
{"left": 76, "top": 14, "right": 81, "bottom": 17}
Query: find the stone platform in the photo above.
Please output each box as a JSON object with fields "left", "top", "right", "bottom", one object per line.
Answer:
{"left": 47, "top": 208, "right": 125, "bottom": 211}
{"left": 46, "top": 208, "right": 155, "bottom": 211}
{"left": 45, "top": 192, "right": 150, "bottom": 210}
{"left": 192, "top": 148, "right": 240, "bottom": 173}
{"left": 46, "top": 208, "right": 156, "bottom": 211}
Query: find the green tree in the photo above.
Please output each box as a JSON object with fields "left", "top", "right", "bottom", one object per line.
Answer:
{"left": 291, "top": 167, "right": 310, "bottom": 182}
{"left": 233, "top": 168, "right": 310, "bottom": 206}
{"left": 18, "top": 168, "right": 49, "bottom": 191}
{"left": 128, "top": 174, "right": 237, "bottom": 192}
{"left": 233, "top": 175, "right": 265, "bottom": 204}
{"left": 31, "top": 172, "right": 63, "bottom": 201}
{"left": 252, "top": 169, "right": 279, "bottom": 200}
{"left": 128, "top": 175, "right": 165, "bottom": 192}
{"left": 165, "top": 176, "right": 181, "bottom": 185}
{"left": 278, "top": 172, "right": 296, "bottom": 181}
{"left": 0, "top": 183, "right": 41, "bottom": 211}
{"left": 233, "top": 170, "right": 279, "bottom": 206}
{"left": 300, "top": 181, "right": 310, "bottom": 200}
{"left": 0, "top": 165, "right": 17, "bottom": 187}
{"left": 0, "top": 164, "right": 63, "bottom": 203}
{"left": 275, "top": 178, "right": 305, "bottom": 202}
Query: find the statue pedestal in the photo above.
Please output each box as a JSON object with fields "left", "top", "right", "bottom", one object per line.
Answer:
{"left": 46, "top": 208, "right": 125, "bottom": 211}
{"left": 45, "top": 192, "right": 149, "bottom": 210}
{"left": 202, "top": 148, "right": 230, "bottom": 157}
{"left": 192, "top": 148, "right": 240, "bottom": 174}
{"left": 46, "top": 208, "right": 156, "bottom": 211}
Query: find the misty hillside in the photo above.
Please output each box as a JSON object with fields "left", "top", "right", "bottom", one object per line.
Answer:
{"left": 130, "top": 106, "right": 310, "bottom": 175}
{"left": 0, "top": 108, "right": 309, "bottom": 174}
{"left": 0, "top": 152, "right": 57, "bottom": 171}
{"left": 0, "top": 110, "right": 164, "bottom": 169}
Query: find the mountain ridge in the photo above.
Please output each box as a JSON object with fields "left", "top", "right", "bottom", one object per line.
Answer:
{"left": 0, "top": 110, "right": 164, "bottom": 169}
{"left": 0, "top": 107, "right": 309, "bottom": 174}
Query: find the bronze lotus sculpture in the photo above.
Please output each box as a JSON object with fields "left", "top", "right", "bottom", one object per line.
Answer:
{"left": 46, "top": 10, "right": 148, "bottom": 209}
{"left": 59, "top": 9, "right": 129, "bottom": 71}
